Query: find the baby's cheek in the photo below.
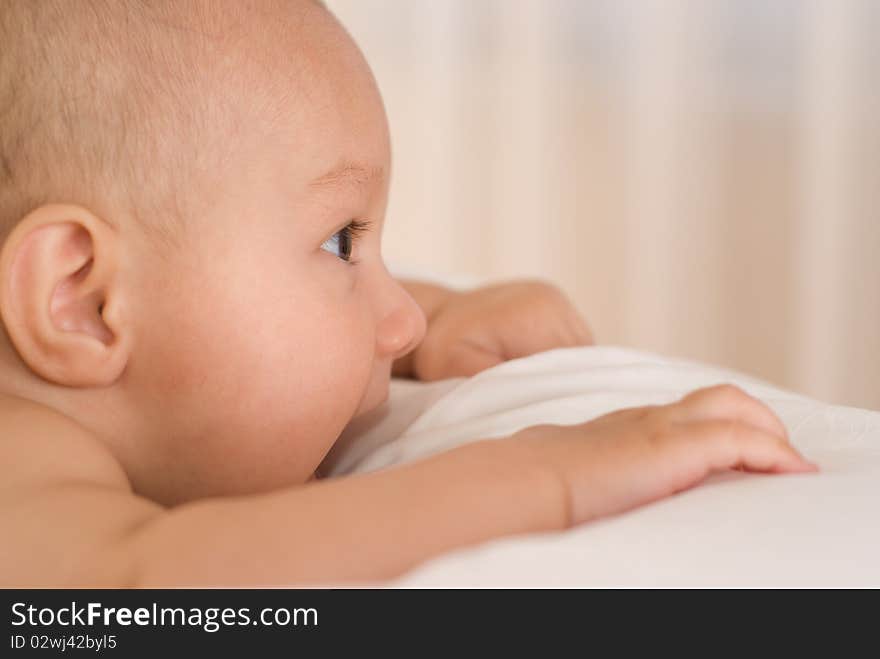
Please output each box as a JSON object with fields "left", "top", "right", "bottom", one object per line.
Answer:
{"left": 296, "top": 325, "right": 374, "bottom": 417}
{"left": 131, "top": 287, "right": 374, "bottom": 496}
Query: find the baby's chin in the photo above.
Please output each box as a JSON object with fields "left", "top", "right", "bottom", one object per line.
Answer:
{"left": 354, "top": 377, "right": 391, "bottom": 417}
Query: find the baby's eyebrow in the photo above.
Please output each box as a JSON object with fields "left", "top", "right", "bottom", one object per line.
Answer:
{"left": 308, "top": 160, "right": 384, "bottom": 194}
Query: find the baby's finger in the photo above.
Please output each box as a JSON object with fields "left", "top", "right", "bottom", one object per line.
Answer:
{"left": 670, "top": 384, "right": 789, "bottom": 441}
{"left": 679, "top": 419, "right": 817, "bottom": 475}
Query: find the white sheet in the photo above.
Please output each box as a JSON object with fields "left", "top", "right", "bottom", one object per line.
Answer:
{"left": 324, "top": 346, "right": 880, "bottom": 587}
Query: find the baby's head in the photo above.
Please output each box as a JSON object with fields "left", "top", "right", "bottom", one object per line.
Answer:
{"left": 0, "top": 0, "right": 426, "bottom": 504}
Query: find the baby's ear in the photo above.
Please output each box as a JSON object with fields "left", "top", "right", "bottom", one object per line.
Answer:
{"left": 0, "top": 204, "right": 131, "bottom": 386}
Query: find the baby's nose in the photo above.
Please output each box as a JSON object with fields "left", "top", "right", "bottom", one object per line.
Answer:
{"left": 376, "top": 294, "right": 427, "bottom": 361}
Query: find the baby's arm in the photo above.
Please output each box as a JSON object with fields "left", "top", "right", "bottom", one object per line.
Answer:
{"left": 0, "top": 385, "right": 813, "bottom": 587}
{"left": 0, "top": 395, "right": 558, "bottom": 586}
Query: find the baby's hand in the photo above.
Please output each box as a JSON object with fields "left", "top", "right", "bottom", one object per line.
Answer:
{"left": 509, "top": 384, "right": 817, "bottom": 526}
{"left": 406, "top": 280, "right": 593, "bottom": 381}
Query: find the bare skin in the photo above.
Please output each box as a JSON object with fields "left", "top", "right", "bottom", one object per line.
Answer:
{"left": 0, "top": 382, "right": 815, "bottom": 587}
{"left": 0, "top": 2, "right": 816, "bottom": 587}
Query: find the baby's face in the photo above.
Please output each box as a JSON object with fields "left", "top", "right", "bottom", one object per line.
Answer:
{"left": 122, "top": 5, "right": 425, "bottom": 504}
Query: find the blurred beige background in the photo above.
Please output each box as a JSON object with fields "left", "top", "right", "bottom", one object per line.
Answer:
{"left": 328, "top": 0, "right": 880, "bottom": 410}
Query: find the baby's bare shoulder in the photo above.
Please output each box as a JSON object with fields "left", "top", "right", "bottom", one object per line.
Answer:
{"left": 0, "top": 394, "right": 129, "bottom": 495}
{"left": 0, "top": 395, "right": 161, "bottom": 586}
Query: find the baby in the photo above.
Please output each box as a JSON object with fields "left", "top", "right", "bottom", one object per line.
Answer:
{"left": 0, "top": 0, "right": 816, "bottom": 587}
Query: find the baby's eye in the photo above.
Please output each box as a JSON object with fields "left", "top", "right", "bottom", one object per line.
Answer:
{"left": 321, "top": 226, "right": 353, "bottom": 262}
{"left": 320, "top": 220, "right": 370, "bottom": 264}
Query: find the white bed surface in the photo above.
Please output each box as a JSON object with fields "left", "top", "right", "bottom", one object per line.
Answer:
{"left": 324, "top": 347, "right": 880, "bottom": 587}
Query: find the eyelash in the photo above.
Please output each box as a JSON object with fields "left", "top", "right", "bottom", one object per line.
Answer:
{"left": 328, "top": 219, "right": 371, "bottom": 266}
